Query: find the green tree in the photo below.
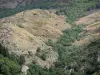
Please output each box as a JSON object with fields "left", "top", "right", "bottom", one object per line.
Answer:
{"left": 0, "top": 55, "right": 20, "bottom": 75}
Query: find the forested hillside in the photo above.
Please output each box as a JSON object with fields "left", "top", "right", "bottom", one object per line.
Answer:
{"left": 0, "top": 0, "right": 100, "bottom": 75}
{"left": 0, "top": 0, "right": 100, "bottom": 22}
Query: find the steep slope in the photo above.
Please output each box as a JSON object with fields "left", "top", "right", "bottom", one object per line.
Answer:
{"left": 0, "top": 9, "right": 70, "bottom": 69}
{"left": 73, "top": 10, "right": 100, "bottom": 46}
{"left": 26, "top": 11, "right": 100, "bottom": 75}
{"left": 75, "top": 11, "right": 100, "bottom": 25}
{"left": 73, "top": 22, "right": 100, "bottom": 46}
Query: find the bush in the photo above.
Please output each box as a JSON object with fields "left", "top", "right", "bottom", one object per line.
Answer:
{"left": 0, "top": 44, "right": 9, "bottom": 57}
{"left": 0, "top": 55, "right": 20, "bottom": 75}
{"left": 19, "top": 55, "right": 25, "bottom": 65}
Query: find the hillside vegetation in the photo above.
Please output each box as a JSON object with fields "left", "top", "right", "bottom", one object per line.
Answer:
{"left": 0, "top": 0, "right": 100, "bottom": 22}
{"left": 27, "top": 15, "right": 100, "bottom": 75}
{"left": 0, "top": 0, "right": 100, "bottom": 75}
{"left": 0, "top": 9, "right": 71, "bottom": 75}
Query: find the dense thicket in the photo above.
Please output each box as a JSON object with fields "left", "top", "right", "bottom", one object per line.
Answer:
{"left": 0, "top": 55, "right": 20, "bottom": 75}
{"left": 0, "top": 45, "right": 20, "bottom": 75}
{"left": 0, "top": 44, "right": 26, "bottom": 75}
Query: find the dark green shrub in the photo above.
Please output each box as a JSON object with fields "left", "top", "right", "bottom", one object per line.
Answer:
{"left": 19, "top": 55, "right": 25, "bottom": 65}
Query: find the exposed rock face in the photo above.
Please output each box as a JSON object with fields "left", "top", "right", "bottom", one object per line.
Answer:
{"left": 0, "top": 9, "right": 70, "bottom": 68}
{"left": 21, "top": 65, "right": 29, "bottom": 75}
